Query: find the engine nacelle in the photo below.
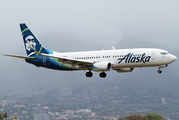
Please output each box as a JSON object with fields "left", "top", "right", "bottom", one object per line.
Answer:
{"left": 115, "top": 68, "right": 134, "bottom": 73}
{"left": 92, "top": 62, "right": 111, "bottom": 71}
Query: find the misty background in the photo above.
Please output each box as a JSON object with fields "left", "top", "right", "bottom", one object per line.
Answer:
{"left": 0, "top": 1, "right": 179, "bottom": 95}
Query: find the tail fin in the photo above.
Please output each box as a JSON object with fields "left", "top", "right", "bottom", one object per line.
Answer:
{"left": 20, "top": 23, "right": 48, "bottom": 57}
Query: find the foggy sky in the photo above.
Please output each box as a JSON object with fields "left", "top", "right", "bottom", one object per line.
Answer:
{"left": 0, "top": 1, "right": 179, "bottom": 93}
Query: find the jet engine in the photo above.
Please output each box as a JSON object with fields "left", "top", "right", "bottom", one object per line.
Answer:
{"left": 92, "top": 62, "right": 111, "bottom": 71}
{"left": 115, "top": 68, "right": 134, "bottom": 73}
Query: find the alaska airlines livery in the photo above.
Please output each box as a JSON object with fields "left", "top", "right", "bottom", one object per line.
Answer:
{"left": 4, "top": 24, "right": 177, "bottom": 78}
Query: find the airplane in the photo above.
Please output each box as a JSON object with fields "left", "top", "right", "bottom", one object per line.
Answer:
{"left": 4, "top": 23, "right": 177, "bottom": 78}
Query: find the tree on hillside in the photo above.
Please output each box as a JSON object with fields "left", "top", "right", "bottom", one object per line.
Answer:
{"left": 118, "top": 113, "right": 164, "bottom": 120}
{"left": 0, "top": 112, "right": 9, "bottom": 120}
{"left": 118, "top": 114, "right": 146, "bottom": 120}
{"left": 145, "top": 113, "right": 164, "bottom": 120}
{"left": 11, "top": 116, "right": 17, "bottom": 120}
{"left": 0, "top": 113, "right": 3, "bottom": 120}
{"left": 3, "top": 112, "right": 9, "bottom": 120}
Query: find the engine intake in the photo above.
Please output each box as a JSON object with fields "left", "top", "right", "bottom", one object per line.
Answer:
{"left": 92, "top": 62, "right": 111, "bottom": 71}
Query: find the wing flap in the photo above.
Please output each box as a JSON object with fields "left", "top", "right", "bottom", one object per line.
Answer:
{"left": 3, "top": 54, "right": 35, "bottom": 60}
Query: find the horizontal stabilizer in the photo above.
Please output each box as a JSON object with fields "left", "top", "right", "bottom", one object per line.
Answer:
{"left": 3, "top": 54, "right": 35, "bottom": 60}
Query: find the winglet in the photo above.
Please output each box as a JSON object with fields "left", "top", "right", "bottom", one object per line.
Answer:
{"left": 112, "top": 46, "right": 116, "bottom": 50}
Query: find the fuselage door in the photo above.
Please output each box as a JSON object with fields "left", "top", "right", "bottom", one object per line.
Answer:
{"left": 43, "top": 57, "right": 46, "bottom": 66}
{"left": 151, "top": 51, "right": 155, "bottom": 60}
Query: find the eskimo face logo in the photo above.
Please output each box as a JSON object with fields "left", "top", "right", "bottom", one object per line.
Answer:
{"left": 25, "top": 35, "right": 36, "bottom": 51}
{"left": 118, "top": 53, "right": 151, "bottom": 64}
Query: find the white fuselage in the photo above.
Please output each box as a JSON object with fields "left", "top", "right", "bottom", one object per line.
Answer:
{"left": 51, "top": 48, "right": 177, "bottom": 70}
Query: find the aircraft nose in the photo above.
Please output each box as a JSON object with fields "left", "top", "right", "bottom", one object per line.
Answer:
{"left": 170, "top": 54, "right": 177, "bottom": 62}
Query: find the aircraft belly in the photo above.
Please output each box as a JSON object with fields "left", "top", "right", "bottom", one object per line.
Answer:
{"left": 112, "top": 62, "right": 157, "bottom": 68}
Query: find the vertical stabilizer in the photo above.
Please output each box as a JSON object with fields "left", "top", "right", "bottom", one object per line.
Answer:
{"left": 20, "top": 23, "right": 48, "bottom": 57}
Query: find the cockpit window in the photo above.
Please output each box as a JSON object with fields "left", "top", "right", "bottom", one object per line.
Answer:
{"left": 161, "top": 52, "right": 169, "bottom": 55}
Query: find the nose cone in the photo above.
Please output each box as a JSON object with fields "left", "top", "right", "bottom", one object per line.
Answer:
{"left": 170, "top": 54, "right": 177, "bottom": 63}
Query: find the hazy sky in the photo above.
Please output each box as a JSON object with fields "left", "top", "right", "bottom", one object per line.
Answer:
{"left": 1, "top": 1, "right": 179, "bottom": 50}
{"left": 1, "top": 1, "right": 179, "bottom": 93}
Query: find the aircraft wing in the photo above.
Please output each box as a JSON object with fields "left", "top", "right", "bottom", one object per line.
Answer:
{"left": 35, "top": 52, "right": 94, "bottom": 67}
{"left": 3, "top": 54, "right": 35, "bottom": 60}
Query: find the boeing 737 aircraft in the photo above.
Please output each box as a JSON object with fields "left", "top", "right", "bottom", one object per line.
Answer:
{"left": 4, "top": 23, "right": 177, "bottom": 78}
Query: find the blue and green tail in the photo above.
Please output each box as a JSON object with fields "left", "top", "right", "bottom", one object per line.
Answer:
{"left": 20, "top": 23, "right": 49, "bottom": 57}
